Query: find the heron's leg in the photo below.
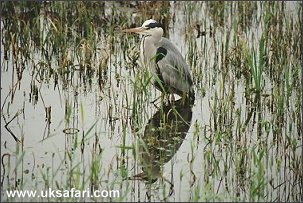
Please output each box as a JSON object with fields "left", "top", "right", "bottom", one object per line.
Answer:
{"left": 169, "top": 94, "right": 175, "bottom": 105}
{"left": 180, "top": 92, "right": 189, "bottom": 105}
{"left": 161, "top": 93, "right": 167, "bottom": 103}
{"left": 156, "top": 93, "right": 169, "bottom": 105}
{"left": 180, "top": 95, "right": 186, "bottom": 105}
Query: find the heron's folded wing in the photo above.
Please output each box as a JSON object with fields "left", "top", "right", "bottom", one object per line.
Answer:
{"left": 155, "top": 38, "right": 193, "bottom": 93}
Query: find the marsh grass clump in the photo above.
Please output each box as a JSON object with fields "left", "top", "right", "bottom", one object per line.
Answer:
{"left": 237, "top": 2, "right": 258, "bottom": 32}
{"left": 206, "top": 1, "right": 227, "bottom": 27}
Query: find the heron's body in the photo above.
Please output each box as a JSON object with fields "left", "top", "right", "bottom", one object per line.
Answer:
{"left": 124, "top": 19, "right": 194, "bottom": 99}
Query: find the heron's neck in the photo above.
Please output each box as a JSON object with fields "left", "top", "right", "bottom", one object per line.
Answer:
{"left": 146, "top": 34, "right": 162, "bottom": 44}
{"left": 145, "top": 27, "right": 163, "bottom": 44}
{"left": 140, "top": 35, "right": 160, "bottom": 68}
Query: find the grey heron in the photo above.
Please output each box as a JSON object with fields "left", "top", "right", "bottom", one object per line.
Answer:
{"left": 123, "top": 19, "right": 195, "bottom": 101}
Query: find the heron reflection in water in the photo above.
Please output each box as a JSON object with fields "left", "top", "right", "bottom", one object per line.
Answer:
{"left": 128, "top": 97, "right": 194, "bottom": 198}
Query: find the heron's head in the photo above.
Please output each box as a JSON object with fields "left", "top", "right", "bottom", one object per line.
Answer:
{"left": 123, "top": 19, "right": 163, "bottom": 37}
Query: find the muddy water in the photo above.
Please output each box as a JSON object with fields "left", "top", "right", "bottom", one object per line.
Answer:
{"left": 1, "top": 1, "right": 301, "bottom": 202}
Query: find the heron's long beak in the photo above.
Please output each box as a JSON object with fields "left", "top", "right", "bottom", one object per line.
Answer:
{"left": 122, "top": 27, "right": 145, "bottom": 34}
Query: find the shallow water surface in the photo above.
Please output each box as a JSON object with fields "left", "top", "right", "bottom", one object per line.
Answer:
{"left": 1, "top": 1, "right": 302, "bottom": 202}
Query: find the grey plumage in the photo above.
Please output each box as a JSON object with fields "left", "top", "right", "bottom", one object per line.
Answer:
{"left": 124, "top": 19, "right": 194, "bottom": 99}
{"left": 152, "top": 38, "right": 193, "bottom": 96}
